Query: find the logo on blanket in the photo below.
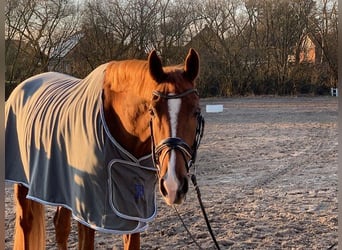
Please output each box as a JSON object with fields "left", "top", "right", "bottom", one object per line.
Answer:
{"left": 134, "top": 184, "right": 145, "bottom": 200}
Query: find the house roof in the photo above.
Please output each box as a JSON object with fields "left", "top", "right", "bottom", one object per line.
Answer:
{"left": 50, "top": 33, "right": 83, "bottom": 59}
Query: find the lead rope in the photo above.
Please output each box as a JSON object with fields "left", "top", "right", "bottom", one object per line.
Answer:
{"left": 173, "top": 206, "right": 203, "bottom": 250}
{"left": 174, "top": 115, "right": 220, "bottom": 249}
{"left": 173, "top": 174, "right": 220, "bottom": 250}
{"left": 190, "top": 174, "right": 221, "bottom": 250}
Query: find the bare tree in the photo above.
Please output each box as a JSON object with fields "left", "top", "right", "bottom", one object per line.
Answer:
{"left": 191, "top": 0, "right": 257, "bottom": 95}
{"left": 78, "top": 0, "right": 133, "bottom": 69}
{"left": 79, "top": 0, "right": 163, "bottom": 68}
{"left": 5, "top": 0, "right": 80, "bottom": 85}
{"left": 308, "top": 0, "right": 338, "bottom": 85}
{"left": 6, "top": 0, "right": 336, "bottom": 96}
{"left": 247, "top": 0, "right": 315, "bottom": 94}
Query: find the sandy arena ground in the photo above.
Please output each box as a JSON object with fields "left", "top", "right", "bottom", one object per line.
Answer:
{"left": 5, "top": 96, "right": 338, "bottom": 249}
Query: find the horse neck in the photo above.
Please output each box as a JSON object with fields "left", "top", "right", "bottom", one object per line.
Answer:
{"left": 103, "top": 62, "right": 153, "bottom": 158}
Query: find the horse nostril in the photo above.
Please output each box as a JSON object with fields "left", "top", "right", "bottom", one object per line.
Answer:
{"left": 180, "top": 177, "right": 189, "bottom": 194}
{"left": 160, "top": 178, "right": 168, "bottom": 196}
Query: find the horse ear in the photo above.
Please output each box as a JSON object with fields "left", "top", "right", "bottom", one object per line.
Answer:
{"left": 183, "top": 48, "right": 200, "bottom": 82}
{"left": 148, "top": 50, "right": 166, "bottom": 83}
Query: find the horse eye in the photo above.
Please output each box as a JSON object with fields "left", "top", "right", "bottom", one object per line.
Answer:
{"left": 149, "top": 108, "right": 155, "bottom": 116}
{"left": 152, "top": 94, "right": 159, "bottom": 101}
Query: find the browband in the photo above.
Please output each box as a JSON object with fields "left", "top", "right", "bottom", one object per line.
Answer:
{"left": 152, "top": 88, "right": 198, "bottom": 99}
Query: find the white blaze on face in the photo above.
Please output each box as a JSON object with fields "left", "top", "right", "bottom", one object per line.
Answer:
{"left": 163, "top": 97, "right": 181, "bottom": 203}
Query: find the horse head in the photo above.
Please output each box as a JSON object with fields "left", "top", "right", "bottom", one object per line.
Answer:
{"left": 148, "top": 48, "right": 204, "bottom": 205}
{"left": 103, "top": 48, "right": 203, "bottom": 205}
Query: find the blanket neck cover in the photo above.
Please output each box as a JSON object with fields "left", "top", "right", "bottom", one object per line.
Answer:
{"left": 5, "top": 63, "right": 158, "bottom": 234}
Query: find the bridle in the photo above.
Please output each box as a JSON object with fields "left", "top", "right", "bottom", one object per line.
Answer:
{"left": 149, "top": 89, "right": 220, "bottom": 249}
{"left": 149, "top": 88, "right": 205, "bottom": 173}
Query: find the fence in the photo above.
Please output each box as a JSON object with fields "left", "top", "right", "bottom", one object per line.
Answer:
{"left": 330, "top": 88, "right": 338, "bottom": 97}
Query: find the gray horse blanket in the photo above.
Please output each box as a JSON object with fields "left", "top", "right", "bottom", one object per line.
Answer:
{"left": 5, "top": 63, "right": 158, "bottom": 234}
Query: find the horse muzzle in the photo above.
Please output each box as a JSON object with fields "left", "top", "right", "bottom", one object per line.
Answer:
{"left": 152, "top": 137, "right": 192, "bottom": 205}
{"left": 160, "top": 175, "right": 189, "bottom": 205}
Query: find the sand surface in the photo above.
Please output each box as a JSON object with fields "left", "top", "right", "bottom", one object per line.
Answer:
{"left": 5, "top": 96, "right": 338, "bottom": 249}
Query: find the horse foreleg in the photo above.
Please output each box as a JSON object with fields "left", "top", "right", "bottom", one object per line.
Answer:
{"left": 14, "top": 184, "right": 46, "bottom": 250}
{"left": 77, "top": 222, "right": 95, "bottom": 250}
{"left": 123, "top": 233, "right": 140, "bottom": 250}
{"left": 53, "top": 206, "right": 71, "bottom": 249}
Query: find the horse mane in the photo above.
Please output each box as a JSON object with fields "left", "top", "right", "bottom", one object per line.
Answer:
{"left": 103, "top": 60, "right": 188, "bottom": 99}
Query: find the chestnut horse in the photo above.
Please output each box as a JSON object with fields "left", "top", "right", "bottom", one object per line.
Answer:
{"left": 5, "top": 48, "right": 203, "bottom": 249}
